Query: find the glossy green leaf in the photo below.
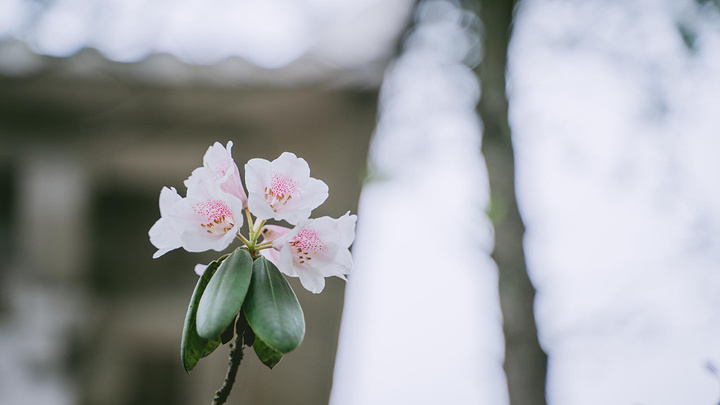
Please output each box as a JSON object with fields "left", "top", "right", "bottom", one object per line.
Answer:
{"left": 197, "top": 249, "right": 253, "bottom": 339}
{"left": 253, "top": 336, "right": 284, "bottom": 369}
{"left": 200, "top": 336, "right": 222, "bottom": 357}
{"left": 181, "top": 259, "right": 223, "bottom": 373}
{"left": 243, "top": 257, "right": 305, "bottom": 354}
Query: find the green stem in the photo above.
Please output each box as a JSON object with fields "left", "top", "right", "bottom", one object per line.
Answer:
{"left": 237, "top": 233, "right": 251, "bottom": 247}
{"left": 236, "top": 210, "right": 272, "bottom": 258}
{"left": 244, "top": 208, "right": 254, "bottom": 236}
{"left": 251, "top": 219, "right": 266, "bottom": 243}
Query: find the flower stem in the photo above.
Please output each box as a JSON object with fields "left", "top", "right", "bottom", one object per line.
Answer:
{"left": 244, "top": 208, "right": 254, "bottom": 236}
{"left": 237, "top": 233, "right": 251, "bottom": 247}
{"left": 211, "top": 333, "right": 244, "bottom": 405}
{"left": 250, "top": 219, "right": 266, "bottom": 244}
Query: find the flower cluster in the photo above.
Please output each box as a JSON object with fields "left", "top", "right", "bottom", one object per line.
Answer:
{"left": 149, "top": 142, "right": 357, "bottom": 293}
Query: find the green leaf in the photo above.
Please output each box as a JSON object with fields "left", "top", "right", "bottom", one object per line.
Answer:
{"left": 181, "top": 259, "right": 223, "bottom": 373}
{"left": 253, "top": 336, "right": 284, "bottom": 369}
{"left": 200, "top": 336, "right": 222, "bottom": 357}
{"left": 243, "top": 257, "right": 305, "bottom": 355}
{"left": 197, "top": 249, "right": 253, "bottom": 339}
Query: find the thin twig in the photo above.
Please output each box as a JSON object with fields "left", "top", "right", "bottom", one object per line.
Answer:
{"left": 211, "top": 334, "right": 244, "bottom": 405}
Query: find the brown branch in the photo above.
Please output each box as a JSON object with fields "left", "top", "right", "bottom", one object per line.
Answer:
{"left": 211, "top": 334, "right": 244, "bottom": 405}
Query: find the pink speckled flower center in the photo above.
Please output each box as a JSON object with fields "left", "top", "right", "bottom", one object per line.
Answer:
{"left": 264, "top": 173, "right": 299, "bottom": 210}
{"left": 194, "top": 200, "right": 235, "bottom": 235}
{"left": 289, "top": 226, "right": 324, "bottom": 264}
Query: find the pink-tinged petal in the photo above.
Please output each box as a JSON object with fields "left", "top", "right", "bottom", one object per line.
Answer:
{"left": 203, "top": 141, "right": 248, "bottom": 204}
{"left": 260, "top": 225, "right": 293, "bottom": 267}
{"left": 203, "top": 142, "right": 232, "bottom": 176}
{"left": 260, "top": 247, "right": 281, "bottom": 267}
{"left": 260, "top": 224, "right": 292, "bottom": 243}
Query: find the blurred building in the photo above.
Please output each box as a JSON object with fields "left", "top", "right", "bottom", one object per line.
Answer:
{"left": 0, "top": 2, "right": 413, "bottom": 404}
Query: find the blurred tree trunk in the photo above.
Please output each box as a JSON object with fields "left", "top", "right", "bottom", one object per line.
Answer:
{"left": 471, "top": 0, "right": 548, "bottom": 404}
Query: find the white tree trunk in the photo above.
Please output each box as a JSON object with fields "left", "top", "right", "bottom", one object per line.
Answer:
{"left": 330, "top": 1, "right": 508, "bottom": 404}
{"left": 509, "top": 0, "right": 720, "bottom": 403}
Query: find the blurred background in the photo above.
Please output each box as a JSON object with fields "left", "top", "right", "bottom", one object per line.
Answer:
{"left": 2, "top": 0, "right": 720, "bottom": 405}
{"left": 0, "top": 1, "right": 413, "bottom": 404}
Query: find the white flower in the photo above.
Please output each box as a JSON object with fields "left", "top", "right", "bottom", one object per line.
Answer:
{"left": 245, "top": 152, "right": 329, "bottom": 225}
{"left": 199, "top": 141, "right": 248, "bottom": 205}
{"left": 269, "top": 212, "right": 357, "bottom": 294}
{"left": 149, "top": 170, "right": 244, "bottom": 257}
{"left": 180, "top": 169, "right": 245, "bottom": 252}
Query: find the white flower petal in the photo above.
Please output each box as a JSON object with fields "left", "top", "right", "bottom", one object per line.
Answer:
{"left": 159, "top": 186, "right": 182, "bottom": 216}
{"left": 278, "top": 242, "right": 299, "bottom": 277}
{"left": 280, "top": 177, "right": 329, "bottom": 224}
{"left": 149, "top": 187, "right": 184, "bottom": 258}
{"left": 323, "top": 249, "right": 352, "bottom": 277}
{"left": 337, "top": 212, "right": 358, "bottom": 247}
{"left": 296, "top": 265, "right": 326, "bottom": 294}
{"left": 181, "top": 223, "right": 238, "bottom": 253}
{"left": 244, "top": 157, "right": 270, "bottom": 195}
{"left": 247, "top": 194, "right": 276, "bottom": 221}
{"left": 149, "top": 218, "right": 182, "bottom": 258}
{"left": 273, "top": 152, "right": 310, "bottom": 181}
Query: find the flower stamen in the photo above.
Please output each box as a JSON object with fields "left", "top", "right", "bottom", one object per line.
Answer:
{"left": 288, "top": 226, "right": 325, "bottom": 265}
{"left": 194, "top": 200, "right": 235, "bottom": 236}
{"left": 263, "top": 173, "right": 300, "bottom": 211}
